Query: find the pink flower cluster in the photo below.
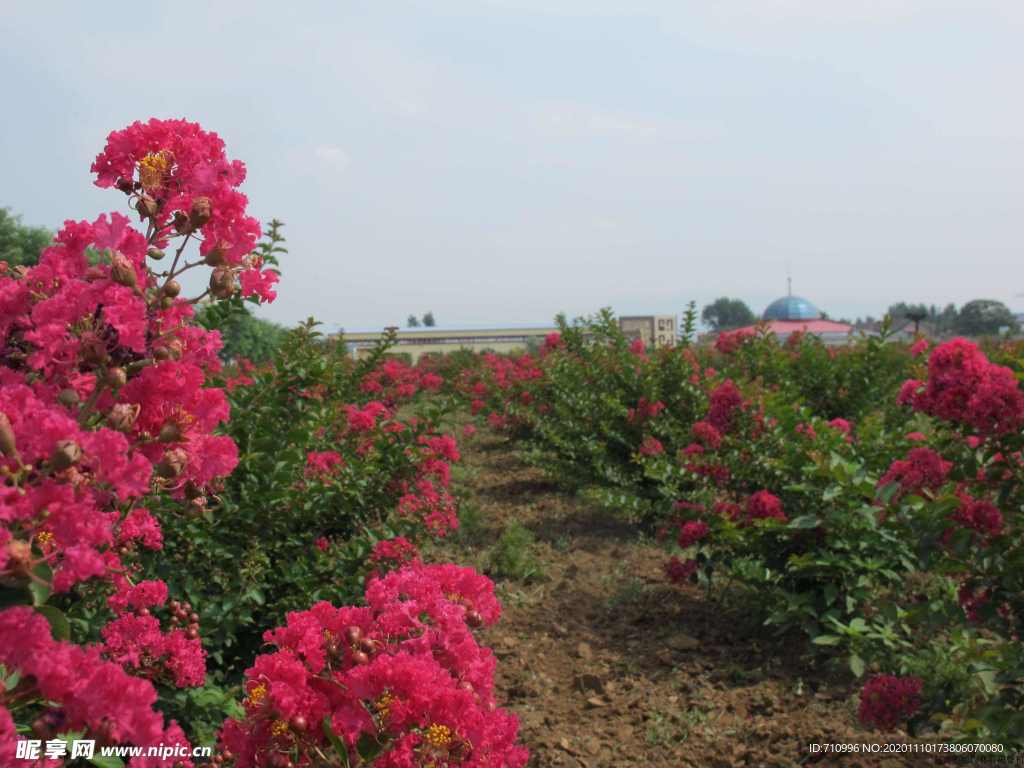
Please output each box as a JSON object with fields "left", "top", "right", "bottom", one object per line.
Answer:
{"left": 744, "top": 490, "right": 786, "bottom": 523}
{"left": 361, "top": 358, "right": 444, "bottom": 405}
{"left": 858, "top": 675, "right": 924, "bottom": 731}
{"left": 219, "top": 563, "right": 528, "bottom": 767}
{"left": 0, "top": 607, "right": 194, "bottom": 767}
{"left": 714, "top": 328, "right": 754, "bottom": 355}
{"left": 899, "top": 339, "right": 1024, "bottom": 436}
{"left": 877, "top": 447, "right": 951, "bottom": 501}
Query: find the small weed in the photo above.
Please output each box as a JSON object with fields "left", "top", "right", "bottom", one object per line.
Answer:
{"left": 487, "top": 521, "right": 543, "bottom": 582}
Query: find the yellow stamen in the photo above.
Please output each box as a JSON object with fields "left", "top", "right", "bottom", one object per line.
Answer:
{"left": 246, "top": 682, "right": 267, "bottom": 706}
{"left": 424, "top": 723, "right": 452, "bottom": 748}
{"left": 138, "top": 150, "right": 173, "bottom": 191}
{"left": 36, "top": 531, "right": 54, "bottom": 547}
{"left": 270, "top": 719, "right": 289, "bottom": 737}
{"left": 374, "top": 691, "right": 396, "bottom": 721}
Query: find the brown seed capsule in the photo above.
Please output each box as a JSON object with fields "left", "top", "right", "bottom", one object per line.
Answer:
{"left": 57, "top": 389, "right": 80, "bottom": 407}
{"left": 172, "top": 210, "right": 191, "bottom": 234}
{"left": 163, "top": 279, "right": 182, "bottom": 298}
{"left": 159, "top": 423, "right": 182, "bottom": 442}
{"left": 209, "top": 267, "right": 236, "bottom": 299}
{"left": 106, "top": 367, "right": 127, "bottom": 388}
{"left": 147, "top": 246, "right": 166, "bottom": 261}
{"left": 107, "top": 403, "right": 140, "bottom": 431}
{"left": 204, "top": 241, "right": 229, "bottom": 267}
{"left": 289, "top": 715, "right": 308, "bottom": 733}
{"left": 153, "top": 346, "right": 171, "bottom": 361}
{"left": 351, "top": 650, "right": 370, "bottom": 666}
{"left": 110, "top": 251, "right": 138, "bottom": 290}
{"left": 189, "top": 196, "right": 212, "bottom": 227}
{"left": 0, "top": 413, "right": 16, "bottom": 457}
{"left": 465, "top": 610, "right": 483, "bottom": 628}
{"left": 344, "top": 625, "right": 363, "bottom": 645}
{"left": 156, "top": 448, "right": 188, "bottom": 479}
{"left": 50, "top": 440, "right": 82, "bottom": 471}
{"left": 116, "top": 178, "right": 135, "bottom": 194}
{"left": 358, "top": 638, "right": 377, "bottom": 654}
{"left": 136, "top": 194, "right": 159, "bottom": 219}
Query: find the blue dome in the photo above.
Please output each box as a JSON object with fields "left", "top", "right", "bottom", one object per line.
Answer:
{"left": 763, "top": 296, "right": 821, "bottom": 321}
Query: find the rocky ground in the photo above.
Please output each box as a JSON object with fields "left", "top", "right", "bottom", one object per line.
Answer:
{"left": 433, "top": 431, "right": 978, "bottom": 768}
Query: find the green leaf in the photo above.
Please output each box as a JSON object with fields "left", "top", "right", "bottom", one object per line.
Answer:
{"left": 29, "top": 563, "right": 52, "bottom": 606}
{"left": 849, "top": 654, "right": 865, "bottom": 678}
{"left": 36, "top": 605, "right": 70, "bottom": 641}
{"left": 788, "top": 515, "right": 821, "bottom": 530}
{"left": 321, "top": 716, "right": 350, "bottom": 768}
{"left": 812, "top": 634, "right": 841, "bottom": 646}
{"left": 357, "top": 733, "right": 385, "bottom": 762}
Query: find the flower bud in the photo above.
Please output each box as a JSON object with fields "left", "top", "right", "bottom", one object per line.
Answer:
{"left": 116, "top": 178, "right": 135, "bottom": 194}
{"left": 156, "top": 448, "right": 188, "bottom": 479}
{"left": 189, "top": 196, "right": 212, "bottom": 227}
{"left": 106, "top": 367, "right": 127, "bottom": 388}
{"left": 147, "top": 247, "right": 165, "bottom": 261}
{"left": 50, "top": 440, "right": 82, "bottom": 471}
{"left": 107, "top": 403, "right": 140, "bottom": 431}
{"left": 209, "top": 267, "right": 236, "bottom": 299}
{"left": 135, "top": 195, "right": 159, "bottom": 220}
{"left": 80, "top": 335, "right": 109, "bottom": 366}
{"left": 0, "top": 413, "right": 16, "bottom": 457}
{"left": 109, "top": 251, "right": 138, "bottom": 290}
{"left": 57, "top": 389, "right": 80, "bottom": 407}
{"left": 465, "top": 609, "right": 483, "bottom": 628}
{"left": 161, "top": 296, "right": 174, "bottom": 309}
{"left": 162, "top": 280, "right": 181, "bottom": 298}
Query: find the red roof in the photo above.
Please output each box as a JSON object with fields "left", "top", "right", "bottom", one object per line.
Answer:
{"left": 735, "top": 320, "right": 855, "bottom": 335}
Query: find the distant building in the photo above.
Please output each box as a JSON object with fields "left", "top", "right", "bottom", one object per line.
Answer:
{"left": 619, "top": 315, "right": 677, "bottom": 348}
{"left": 343, "top": 325, "right": 558, "bottom": 363}
{"left": 731, "top": 293, "right": 856, "bottom": 345}
{"left": 342, "top": 314, "right": 678, "bottom": 362}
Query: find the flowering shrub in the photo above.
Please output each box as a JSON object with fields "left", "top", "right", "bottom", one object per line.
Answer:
{"left": 0, "top": 119, "right": 524, "bottom": 765}
{"left": 219, "top": 562, "right": 528, "bottom": 767}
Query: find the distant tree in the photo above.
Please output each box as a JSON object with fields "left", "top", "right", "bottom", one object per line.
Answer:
{"left": 407, "top": 315, "right": 421, "bottom": 328}
{"left": 935, "top": 303, "right": 959, "bottom": 335}
{"left": 955, "top": 299, "right": 1018, "bottom": 336}
{"left": 886, "top": 302, "right": 929, "bottom": 325}
{"left": 0, "top": 207, "right": 51, "bottom": 268}
{"left": 202, "top": 308, "right": 287, "bottom": 364}
{"left": 422, "top": 311, "right": 436, "bottom": 327}
{"left": 701, "top": 297, "right": 755, "bottom": 331}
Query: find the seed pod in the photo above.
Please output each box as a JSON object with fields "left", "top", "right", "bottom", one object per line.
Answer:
{"left": 147, "top": 246, "right": 165, "bottom": 261}
{"left": 204, "top": 241, "right": 229, "bottom": 267}
{"left": 344, "top": 625, "right": 363, "bottom": 645}
{"left": 156, "top": 448, "right": 188, "bottom": 479}
{"left": 358, "top": 637, "right": 377, "bottom": 654}
{"left": 135, "top": 195, "right": 159, "bottom": 219}
{"left": 57, "top": 389, "right": 80, "bottom": 407}
{"left": 289, "top": 715, "right": 308, "bottom": 733}
{"left": 50, "top": 440, "right": 82, "bottom": 471}
{"left": 163, "top": 279, "right": 182, "bottom": 298}
{"left": 0, "top": 413, "right": 16, "bottom": 457}
{"left": 465, "top": 609, "right": 483, "bottom": 628}
{"left": 158, "top": 423, "right": 182, "bottom": 442}
{"left": 106, "top": 367, "right": 127, "bottom": 388}
{"left": 172, "top": 211, "right": 191, "bottom": 234}
{"left": 189, "top": 196, "right": 212, "bottom": 227}
{"left": 107, "top": 403, "right": 140, "bottom": 431}
{"left": 153, "top": 346, "right": 171, "bottom": 361}
{"left": 110, "top": 251, "right": 138, "bottom": 290}
{"left": 351, "top": 650, "right": 370, "bottom": 666}
{"left": 209, "top": 267, "right": 236, "bottom": 299}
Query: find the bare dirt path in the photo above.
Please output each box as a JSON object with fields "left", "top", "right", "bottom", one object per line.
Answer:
{"left": 437, "top": 431, "right": 953, "bottom": 768}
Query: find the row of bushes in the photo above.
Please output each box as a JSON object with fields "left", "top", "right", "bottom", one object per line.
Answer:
{"left": 445, "top": 309, "right": 1024, "bottom": 748}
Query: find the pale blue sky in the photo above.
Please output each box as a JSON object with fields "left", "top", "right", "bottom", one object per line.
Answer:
{"left": 2, "top": 1, "right": 1021, "bottom": 328}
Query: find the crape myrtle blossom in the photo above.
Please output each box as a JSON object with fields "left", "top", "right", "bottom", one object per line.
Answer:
{"left": 219, "top": 563, "right": 528, "bottom": 767}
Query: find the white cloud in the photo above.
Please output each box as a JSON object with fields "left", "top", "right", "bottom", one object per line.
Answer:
{"left": 313, "top": 145, "right": 351, "bottom": 173}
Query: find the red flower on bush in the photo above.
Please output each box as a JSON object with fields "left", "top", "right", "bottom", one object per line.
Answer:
{"left": 639, "top": 436, "right": 664, "bottom": 456}
{"left": 664, "top": 556, "right": 698, "bottom": 584}
{"left": 858, "top": 675, "right": 923, "bottom": 731}
{"left": 677, "top": 520, "right": 710, "bottom": 548}
{"left": 745, "top": 491, "right": 786, "bottom": 523}
{"left": 707, "top": 380, "right": 743, "bottom": 433}
{"left": 877, "top": 447, "right": 951, "bottom": 500}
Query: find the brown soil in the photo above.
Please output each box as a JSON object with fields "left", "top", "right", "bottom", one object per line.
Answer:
{"left": 435, "top": 431, "right": 972, "bottom": 768}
